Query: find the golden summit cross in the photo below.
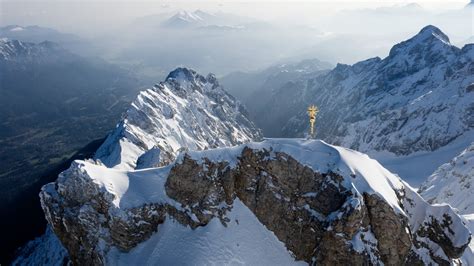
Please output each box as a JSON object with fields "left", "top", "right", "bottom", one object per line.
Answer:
{"left": 307, "top": 105, "right": 319, "bottom": 138}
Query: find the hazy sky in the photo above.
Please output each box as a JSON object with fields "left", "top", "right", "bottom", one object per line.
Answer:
{"left": 0, "top": 0, "right": 470, "bottom": 36}
{"left": 0, "top": 0, "right": 471, "bottom": 74}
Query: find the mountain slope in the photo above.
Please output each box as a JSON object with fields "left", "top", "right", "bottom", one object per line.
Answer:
{"left": 419, "top": 142, "right": 474, "bottom": 214}
{"left": 40, "top": 139, "right": 470, "bottom": 265}
{"left": 282, "top": 25, "right": 473, "bottom": 154}
{"left": 94, "top": 67, "right": 262, "bottom": 170}
{"left": 419, "top": 142, "right": 474, "bottom": 264}
{"left": 253, "top": 25, "right": 473, "bottom": 185}
{"left": 13, "top": 67, "right": 262, "bottom": 264}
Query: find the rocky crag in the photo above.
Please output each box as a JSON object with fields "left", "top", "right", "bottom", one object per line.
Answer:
{"left": 41, "top": 139, "right": 471, "bottom": 265}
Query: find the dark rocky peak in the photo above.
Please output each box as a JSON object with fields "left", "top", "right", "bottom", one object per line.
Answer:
{"left": 351, "top": 56, "right": 382, "bottom": 74}
{"left": 166, "top": 67, "right": 198, "bottom": 82}
{"left": 324, "top": 63, "right": 352, "bottom": 82}
{"left": 165, "top": 67, "right": 219, "bottom": 91}
{"left": 461, "top": 43, "right": 474, "bottom": 60}
{"left": 388, "top": 25, "right": 456, "bottom": 59}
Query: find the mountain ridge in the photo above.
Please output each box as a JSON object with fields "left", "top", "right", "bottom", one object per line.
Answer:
{"left": 94, "top": 67, "right": 262, "bottom": 170}
{"left": 40, "top": 139, "right": 471, "bottom": 265}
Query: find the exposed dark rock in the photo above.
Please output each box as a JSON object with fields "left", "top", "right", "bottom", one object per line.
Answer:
{"left": 41, "top": 146, "right": 470, "bottom": 265}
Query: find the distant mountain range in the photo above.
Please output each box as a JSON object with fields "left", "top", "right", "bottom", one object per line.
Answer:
{"left": 0, "top": 25, "right": 80, "bottom": 44}
{"left": 135, "top": 10, "right": 262, "bottom": 30}
{"left": 0, "top": 25, "right": 98, "bottom": 56}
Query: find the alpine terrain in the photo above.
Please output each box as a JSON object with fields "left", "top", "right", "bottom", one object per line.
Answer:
{"left": 40, "top": 139, "right": 470, "bottom": 265}
{"left": 10, "top": 25, "right": 474, "bottom": 266}
{"left": 13, "top": 67, "right": 262, "bottom": 264}
{"left": 250, "top": 25, "right": 474, "bottom": 185}
{"left": 419, "top": 142, "right": 474, "bottom": 264}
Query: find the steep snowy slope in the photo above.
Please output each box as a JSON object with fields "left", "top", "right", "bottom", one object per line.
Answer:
{"left": 278, "top": 25, "right": 473, "bottom": 156}
{"left": 419, "top": 143, "right": 474, "bottom": 264}
{"left": 253, "top": 25, "right": 473, "bottom": 185}
{"left": 419, "top": 142, "right": 474, "bottom": 213}
{"left": 94, "top": 67, "right": 262, "bottom": 170}
{"left": 13, "top": 67, "right": 261, "bottom": 264}
{"left": 41, "top": 139, "right": 470, "bottom": 265}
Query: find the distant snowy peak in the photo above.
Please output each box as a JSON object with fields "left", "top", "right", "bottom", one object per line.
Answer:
{"left": 173, "top": 10, "right": 204, "bottom": 22}
{"left": 161, "top": 10, "right": 253, "bottom": 29}
{"left": 161, "top": 10, "right": 211, "bottom": 28}
{"left": 419, "top": 142, "right": 474, "bottom": 214}
{"left": 94, "top": 67, "right": 262, "bottom": 170}
{"left": 388, "top": 25, "right": 454, "bottom": 60}
{"left": 0, "top": 38, "right": 66, "bottom": 62}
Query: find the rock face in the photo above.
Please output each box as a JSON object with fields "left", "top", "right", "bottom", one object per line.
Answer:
{"left": 256, "top": 25, "right": 474, "bottom": 155}
{"left": 94, "top": 67, "right": 262, "bottom": 170}
{"left": 40, "top": 139, "right": 471, "bottom": 265}
{"left": 419, "top": 142, "right": 474, "bottom": 214}
{"left": 419, "top": 142, "right": 474, "bottom": 264}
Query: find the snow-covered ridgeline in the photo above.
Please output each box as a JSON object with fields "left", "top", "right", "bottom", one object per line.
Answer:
{"left": 420, "top": 142, "right": 474, "bottom": 214}
{"left": 419, "top": 142, "right": 474, "bottom": 264}
{"left": 94, "top": 67, "right": 262, "bottom": 170}
{"left": 42, "top": 139, "right": 470, "bottom": 265}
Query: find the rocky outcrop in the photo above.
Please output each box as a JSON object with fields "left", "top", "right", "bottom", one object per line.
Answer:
{"left": 40, "top": 139, "right": 471, "bottom": 265}
{"left": 94, "top": 67, "right": 262, "bottom": 170}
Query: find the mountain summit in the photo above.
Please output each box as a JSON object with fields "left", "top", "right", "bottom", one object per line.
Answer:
{"left": 41, "top": 139, "right": 470, "bottom": 264}
{"left": 94, "top": 67, "right": 262, "bottom": 170}
{"left": 261, "top": 25, "right": 472, "bottom": 155}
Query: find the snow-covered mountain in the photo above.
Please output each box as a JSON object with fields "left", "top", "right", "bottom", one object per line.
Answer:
{"left": 160, "top": 10, "right": 254, "bottom": 29}
{"left": 94, "top": 67, "right": 262, "bottom": 170}
{"left": 40, "top": 139, "right": 471, "bottom": 265}
{"left": 0, "top": 38, "right": 69, "bottom": 62}
{"left": 161, "top": 11, "right": 205, "bottom": 28}
{"left": 419, "top": 142, "right": 474, "bottom": 214}
{"left": 13, "top": 67, "right": 262, "bottom": 264}
{"left": 282, "top": 25, "right": 473, "bottom": 154}
{"left": 419, "top": 142, "right": 474, "bottom": 264}
{"left": 253, "top": 25, "right": 473, "bottom": 184}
